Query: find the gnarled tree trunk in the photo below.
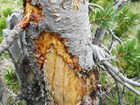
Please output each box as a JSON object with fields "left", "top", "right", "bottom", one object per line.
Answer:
{"left": 3, "top": 0, "right": 99, "bottom": 105}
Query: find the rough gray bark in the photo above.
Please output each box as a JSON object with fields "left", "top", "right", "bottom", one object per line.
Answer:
{"left": 2, "top": 0, "right": 98, "bottom": 105}
{"left": 27, "top": 0, "right": 95, "bottom": 70}
{"left": 3, "top": 11, "right": 46, "bottom": 105}
{"left": 0, "top": 78, "right": 7, "bottom": 105}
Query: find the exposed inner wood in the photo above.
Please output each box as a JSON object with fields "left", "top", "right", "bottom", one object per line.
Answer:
{"left": 34, "top": 33, "right": 97, "bottom": 105}
{"left": 25, "top": 1, "right": 42, "bottom": 16}
{"left": 44, "top": 48, "right": 85, "bottom": 105}
{"left": 17, "top": 9, "right": 33, "bottom": 28}
{"left": 18, "top": 1, "right": 43, "bottom": 29}
{"left": 34, "top": 33, "right": 81, "bottom": 71}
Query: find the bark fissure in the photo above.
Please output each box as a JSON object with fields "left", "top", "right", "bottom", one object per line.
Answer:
{"left": 24, "top": 0, "right": 95, "bottom": 70}
{"left": 34, "top": 32, "right": 98, "bottom": 104}
{"left": 1, "top": 0, "right": 100, "bottom": 105}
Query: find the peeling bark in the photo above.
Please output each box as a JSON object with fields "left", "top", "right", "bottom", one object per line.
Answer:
{"left": 3, "top": 0, "right": 99, "bottom": 105}
{"left": 34, "top": 32, "right": 98, "bottom": 104}
{"left": 23, "top": 0, "right": 95, "bottom": 70}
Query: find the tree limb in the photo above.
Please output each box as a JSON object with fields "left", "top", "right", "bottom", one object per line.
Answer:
{"left": 103, "top": 61, "right": 140, "bottom": 87}
{"left": 92, "top": 0, "right": 128, "bottom": 46}
{"left": 90, "top": 44, "right": 140, "bottom": 96}
{"left": 90, "top": 0, "right": 140, "bottom": 96}
{"left": 108, "top": 29, "right": 122, "bottom": 44}
{"left": 113, "top": 0, "right": 129, "bottom": 10}
{"left": 115, "top": 80, "right": 123, "bottom": 105}
{"left": 103, "top": 62, "right": 140, "bottom": 96}
{"left": 89, "top": 3, "right": 104, "bottom": 11}
{"left": 0, "top": 10, "right": 34, "bottom": 55}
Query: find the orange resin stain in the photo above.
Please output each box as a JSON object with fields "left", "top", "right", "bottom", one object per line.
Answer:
{"left": 34, "top": 32, "right": 97, "bottom": 105}
{"left": 34, "top": 33, "right": 81, "bottom": 70}
{"left": 18, "top": 1, "right": 44, "bottom": 29}
{"left": 25, "top": 1, "right": 42, "bottom": 15}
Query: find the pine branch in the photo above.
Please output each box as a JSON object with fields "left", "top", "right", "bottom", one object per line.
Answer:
{"left": 103, "top": 61, "right": 140, "bottom": 96}
{"left": 88, "top": 3, "right": 104, "bottom": 11}
{"left": 92, "top": 0, "right": 128, "bottom": 46}
{"left": 90, "top": 44, "right": 140, "bottom": 96}
{"left": 108, "top": 29, "right": 122, "bottom": 44}
{"left": 103, "top": 61, "right": 140, "bottom": 87}
{"left": 91, "top": 0, "right": 140, "bottom": 96}
{"left": 113, "top": 0, "right": 129, "bottom": 10}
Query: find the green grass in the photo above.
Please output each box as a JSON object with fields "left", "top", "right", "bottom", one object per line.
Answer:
{"left": 2, "top": 8, "right": 13, "bottom": 17}
{"left": 0, "top": 0, "right": 20, "bottom": 10}
{"left": 0, "top": 0, "right": 22, "bottom": 42}
{"left": 0, "top": 17, "right": 6, "bottom": 41}
{"left": 4, "top": 68, "right": 20, "bottom": 93}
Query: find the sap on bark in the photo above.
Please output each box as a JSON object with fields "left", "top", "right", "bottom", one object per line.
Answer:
{"left": 33, "top": 32, "right": 99, "bottom": 105}
{"left": 2, "top": 0, "right": 99, "bottom": 105}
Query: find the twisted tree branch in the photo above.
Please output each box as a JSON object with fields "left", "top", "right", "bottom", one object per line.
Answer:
{"left": 90, "top": 44, "right": 140, "bottom": 96}
{"left": 89, "top": 3, "right": 104, "bottom": 10}
{"left": 103, "top": 61, "right": 140, "bottom": 96}
{"left": 108, "top": 29, "right": 122, "bottom": 44}
{"left": 0, "top": 10, "right": 34, "bottom": 55}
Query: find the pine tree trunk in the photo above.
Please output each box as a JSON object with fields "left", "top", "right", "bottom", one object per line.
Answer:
{"left": 4, "top": 0, "right": 99, "bottom": 105}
